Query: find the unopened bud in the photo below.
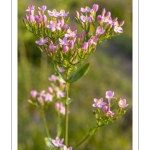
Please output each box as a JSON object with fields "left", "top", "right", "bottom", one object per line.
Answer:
{"left": 120, "top": 21, "right": 125, "bottom": 26}
{"left": 75, "top": 11, "right": 80, "bottom": 19}
{"left": 102, "top": 8, "right": 106, "bottom": 16}
{"left": 63, "top": 45, "right": 69, "bottom": 52}
{"left": 106, "top": 12, "right": 111, "bottom": 17}
{"left": 92, "top": 4, "right": 99, "bottom": 12}
{"left": 42, "top": 15, "right": 47, "bottom": 22}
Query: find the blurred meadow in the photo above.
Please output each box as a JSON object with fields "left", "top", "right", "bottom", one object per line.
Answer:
{"left": 18, "top": 0, "right": 132, "bottom": 150}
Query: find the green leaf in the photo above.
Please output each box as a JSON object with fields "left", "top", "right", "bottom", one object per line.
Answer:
{"left": 44, "top": 137, "right": 57, "bottom": 150}
{"left": 38, "top": 46, "right": 43, "bottom": 52}
{"left": 55, "top": 72, "right": 66, "bottom": 83}
{"left": 89, "top": 127, "right": 98, "bottom": 135}
{"left": 66, "top": 98, "right": 73, "bottom": 105}
{"left": 68, "top": 63, "right": 90, "bottom": 83}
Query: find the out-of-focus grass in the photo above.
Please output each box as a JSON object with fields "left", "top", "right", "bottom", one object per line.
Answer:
{"left": 18, "top": 0, "right": 132, "bottom": 150}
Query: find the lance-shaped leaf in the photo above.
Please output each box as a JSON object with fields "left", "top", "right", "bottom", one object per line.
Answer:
{"left": 66, "top": 98, "right": 73, "bottom": 105}
{"left": 44, "top": 137, "right": 57, "bottom": 150}
{"left": 68, "top": 63, "right": 90, "bottom": 83}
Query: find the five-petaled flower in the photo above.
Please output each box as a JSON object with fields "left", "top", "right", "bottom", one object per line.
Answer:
{"left": 105, "top": 90, "right": 114, "bottom": 99}
{"left": 92, "top": 98, "right": 106, "bottom": 108}
{"left": 118, "top": 98, "right": 129, "bottom": 108}
{"left": 35, "top": 37, "right": 48, "bottom": 45}
{"left": 51, "top": 137, "right": 64, "bottom": 147}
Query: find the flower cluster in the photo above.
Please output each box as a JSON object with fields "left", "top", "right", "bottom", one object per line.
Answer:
{"left": 92, "top": 90, "right": 128, "bottom": 126}
{"left": 23, "top": 4, "right": 124, "bottom": 77}
{"left": 28, "top": 74, "right": 66, "bottom": 113}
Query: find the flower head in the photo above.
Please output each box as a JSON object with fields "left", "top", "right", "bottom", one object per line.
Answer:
{"left": 47, "top": 9, "right": 59, "bottom": 17}
{"left": 30, "top": 90, "right": 37, "bottom": 98}
{"left": 118, "top": 99, "right": 128, "bottom": 108}
{"left": 92, "top": 4, "right": 99, "bottom": 12}
{"left": 35, "top": 37, "right": 48, "bottom": 45}
{"left": 38, "top": 5, "right": 47, "bottom": 12}
{"left": 59, "top": 10, "right": 69, "bottom": 17}
{"left": 105, "top": 90, "right": 114, "bottom": 99}
{"left": 80, "top": 6, "right": 91, "bottom": 13}
{"left": 44, "top": 93, "right": 53, "bottom": 102}
{"left": 51, "top": 137, "right": 64, "bottom": 147}
{"left": 92, "top": 98, "right": 106, "bottom": 108}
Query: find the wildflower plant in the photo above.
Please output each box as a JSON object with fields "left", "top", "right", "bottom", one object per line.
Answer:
{"left": 24, "top": 3, "right": 128, "bottom": 150}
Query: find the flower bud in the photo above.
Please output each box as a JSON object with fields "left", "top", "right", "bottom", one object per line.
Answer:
{"left": 42, "top": 15, "right": 47, "bottom": 22}
{"left": 120, "top": 21, "right": 125, "bottom": 26}
{"left": 75, "top": 11, "right": 80, "bottom": 19}
{"left": 113, "top": 17, "right": 118, "bottom": 22}
{"left": 92, "top": 4, "right": 99, "bottom": 12}
{"left": 26, "top": 14, "right": 29, "bottom": 20}
{"left": 29, "top": 15, "right": 35, "bottom": 22}
{"left": 38, "top": 10, "right": 41, "bottom": 16}
{"left": 102, "top": 105, "right": 108, "bottom": 112}
{"left": 97, "top": 15, "right": 102, "bottom": 22}
{"left": 82, "top": 42, "right": 88, "bottom": 50}
{"left": 30, "top": 90, "right": 37, "bottom": 98}
{"left": 69, "top": 40, "right": 74, "bottom": 49}
{"left": 63, "top": 45, "right": 69, "bottom": 52}
{"left": 88, "top": 39, "right": 93, "bottom": 45}
{"left": 102, "top": 8, "right": 106, "bottom": 16}
{"left": 38, "top": 23, "right": 42, "bottom": 28}
{"left": 35, "top": 15, "right": 40, "bottom": 22}
{"left": 106, "top": 12, "right": 111, "bottom": 17}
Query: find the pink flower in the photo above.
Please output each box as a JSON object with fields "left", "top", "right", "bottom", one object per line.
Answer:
{"left": 80, "top": 7, "right": 91, "bottom": 13}
{"left": 114, "top": 25, "right": 123, "bottom": 33}
{"left": 65, "top": 28, "right": 77, "bottom": 38}
{"left": 47, "top": 20, "right": 61, "bottom": 32}
{"left": 44, "top": 93, "right": 53, "bottom": 102}
{"left": 96, "top": 26, "right": 105, "bottom": 36}
{"left": 92, "top": 98, "right": 106, "bottom": 108}
{"left": 63, "top": 146, "right": 72, "bottom": 150}
{"left": 48, "top": 75, "right": 58, "bottom": 81}
{"left": 47, "top": 9, "right": 60, "bottom": 17}
{"left": 107, "top": 110, "right": 115, "bottom": 117}
{"left": 56, "top": 89, "right": 65, "bottom": 98}
{"left": 82, "top": 42, "right": 88, "bottom": 50}
{"left": 48, "top": 87, "right": 53, "bottom": 93}
{"left": 92, "top": 4, "right": 99, "bottom": 12}
{"left": 105, "top": 90, "right": 114, "bottom": 99}
{"left": 26, "top": 5, "right": 35, "bottom": 15}
{"left": 51, "top": 137, "right": 64, "bottom": 147}
{"left": 55, "top": 102, "right": 66, "bottom": 115}
{"left": 29, "top": 15, "right": 35, "bottom": 22}
{"left": 59, "top": 67, "right": 65, "bottom": 72}
{"left": 118, "top": 99, "right": 128, "bottom": 108}
{"left": 59, "top": 37, "right": 69, "bottom": 45}
{"left": 38, "top": 5, "right": 47, "bottom": 12}
{"left": 59, "top": 10, "right": 69, "bottom": 17}
{"left": 49, "top": 41, "right": 58, "bottom": 51}
{"left": 102, "top": 105, "right": 108, "bottom": 112}
{"left": 41, "top": 15, "right": 47, "bottom": 22}
{"left": 30, "top": 90, "right": 37, "bottom": 98}
{"left": 35, "top": 37, "right": 48, "bottom": 45}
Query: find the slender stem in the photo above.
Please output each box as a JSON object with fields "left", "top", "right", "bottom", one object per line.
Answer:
{"left": 41, "top": 109, "right": 50, "bottom": 137}
{"left": 64, "top": 82, "right": 69, "bottom": 147}
{"left": 74, "top": 133, "right": 90, "bottom": 150}
{"left": 57, "top": 111, "right": 61, "bottom": 137}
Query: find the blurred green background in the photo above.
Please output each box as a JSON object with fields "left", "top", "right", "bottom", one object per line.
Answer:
{"left": 18, "top": 0, "right": 132, "bottom": 150}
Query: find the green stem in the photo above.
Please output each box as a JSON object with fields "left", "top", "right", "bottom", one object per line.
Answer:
{"left": 74, "top": 133, "right": 90, "bottom": 150}
{"left": 64, "top": 82, "right": 69, "bottom": 147}
{"left": 41, "top": 109, "right": 50, "bottom": 137}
